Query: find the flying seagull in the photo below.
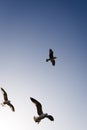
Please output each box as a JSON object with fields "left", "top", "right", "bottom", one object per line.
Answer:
{"left": 30, "top": 97, "right": 54, "bottom": 123}
{"left": 46, "top": 49, "right": 57, "bottom": 66}
{"left": 1, "top": 88, "right": 15, "bottom": 112}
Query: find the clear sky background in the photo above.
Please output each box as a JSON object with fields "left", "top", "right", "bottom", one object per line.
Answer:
{"left": 0, "top": 0, "right": 87, "bottom": 130}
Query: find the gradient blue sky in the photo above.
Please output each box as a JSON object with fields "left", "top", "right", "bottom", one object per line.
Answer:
{"left": 0, "top": 0, "right": 87, "bottom": 130}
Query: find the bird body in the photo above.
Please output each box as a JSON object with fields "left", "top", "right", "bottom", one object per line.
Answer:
{"left": 30, "top": 97, "right": 54, "bottom": 123}
{"left": 1, "top": 88, "right": 15, "bottom": 111}
{"left": 34, "top": 113, "right": 48, "bottom": 123}
{"left": 2, "top": 100, "right": 11, "bottom": 105}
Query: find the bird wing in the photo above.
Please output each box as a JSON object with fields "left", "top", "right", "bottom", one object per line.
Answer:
{"left": 51, "top": 59, "right": 55, "bottom": 66}
{"left": 7, "top": 102, "right": 15, "bottom": 112}
{"left": 46, "top": 115, "right": 54, "bottom": 121}
{"left": 1, "top": 88, "right": 8, "bottom": 101}
{"left": 30, "top": 97, "right": 43, "bottom": 115}
{"left": 49, "top": 49, "right": 54, "bottom": 59}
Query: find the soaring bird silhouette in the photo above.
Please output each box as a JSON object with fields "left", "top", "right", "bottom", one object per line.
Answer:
{"left": 46, "top": 49, "right": 57, "bottom": 66}
{"left": 1, "top": 88, "right": 15, "bottom": 111}
{"left": 30, "top": 97, "right": 54, "bottom": 123}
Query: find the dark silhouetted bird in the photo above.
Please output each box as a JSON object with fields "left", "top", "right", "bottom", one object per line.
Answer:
{"left": 46, "top": 49, "right": 57, "bottom": 66}
{"left": 30, "top": 97, "right": 54, "bottom": 123}
{"left": 1, "top": 88, "right": 15, "bottom": 111}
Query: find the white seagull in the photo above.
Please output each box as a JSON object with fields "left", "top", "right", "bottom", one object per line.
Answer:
{"left": 1, "top": 88, "right": 15, "bottom": 112}
{"left": 46, "top": 49, "right": 57, "bottom": 66}
{"left": 30, "top": 97, "right": 54, "bottom": 123}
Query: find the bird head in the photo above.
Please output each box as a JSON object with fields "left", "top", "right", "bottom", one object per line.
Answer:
{"left": 33, "top": 116, "right": 41, "bottom": 123}
{"left": 54, "top": 56, "right": 57, "bottom": 59}
{"left": 0, "top": 101, "right": 5, "bottom": 106}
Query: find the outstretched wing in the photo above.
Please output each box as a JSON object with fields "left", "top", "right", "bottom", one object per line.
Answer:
{"left": 1, "top": 88, "right": 8, "bottom": 101}
{"left": 30, "top": 97, "right": 43, "bottom": 115}
{"left": 49, "top": 49, "right": 54, "bottom": 59}
{"left": 7, "top": 103, "right": 15, "bottom": 112}
{"left": 46, "top": 115, "right": 54, "bottom": 121}
{"left": 51, "top": 59, "right": 55, "bottom": 66}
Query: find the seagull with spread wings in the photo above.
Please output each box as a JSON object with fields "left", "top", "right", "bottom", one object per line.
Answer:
{"left": 46, "top": 49, "right": 57, "bottom": 66}
{"left": 30, "top": 97, "right": 54, "bottom": 123}
{"left": 1, "top": 88, "right": 15, "bottom": 112}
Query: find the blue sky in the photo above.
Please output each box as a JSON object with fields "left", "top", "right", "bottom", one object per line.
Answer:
{"left": 0, "top": 0, "right": 87, "bottom": 130}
